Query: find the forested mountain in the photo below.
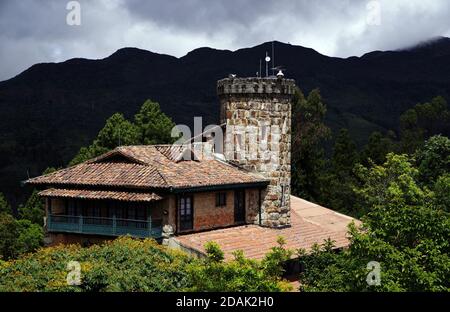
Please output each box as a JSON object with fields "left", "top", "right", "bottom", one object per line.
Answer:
{"left": 1, "top": 37, "right": 450, "bottom": 205}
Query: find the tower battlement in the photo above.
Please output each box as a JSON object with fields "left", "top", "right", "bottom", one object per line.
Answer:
{"left": 217, "top": 77, "right": 296, "bottom": 96}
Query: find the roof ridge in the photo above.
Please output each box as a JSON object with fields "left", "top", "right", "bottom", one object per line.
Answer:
{"left": 88, "top": 147, "right": 149, "bottom": 165}
{"left": 154, "top": 166, "right": 170, "bottom": 188}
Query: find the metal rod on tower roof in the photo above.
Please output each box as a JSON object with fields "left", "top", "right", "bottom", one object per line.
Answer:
{"left": 272, "top": 41, "right": 275, "bottom": 76}
{"left": 265, "top": 51, "right": 268, "bottom": 77}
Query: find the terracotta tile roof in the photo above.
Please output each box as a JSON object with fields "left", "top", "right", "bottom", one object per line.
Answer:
{"left": 174, "top": 195, "right": 361, "bottom": 260}
{"left": 39, "top": 188, "right": 162, "bottom": 202}
{"left": 28, "top": 162, "right": 166, "bottom": 188}
{"left": 27, "top": 145, "right": 268, "bottom": 190}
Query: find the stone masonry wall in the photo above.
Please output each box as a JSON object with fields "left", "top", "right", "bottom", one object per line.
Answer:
{"left": 218, "top": 77, "right": 295, "bottom": 228}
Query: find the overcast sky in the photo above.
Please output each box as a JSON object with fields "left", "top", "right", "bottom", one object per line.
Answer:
{"left": 0, "top": 0, "right": 449, "bottom": 81}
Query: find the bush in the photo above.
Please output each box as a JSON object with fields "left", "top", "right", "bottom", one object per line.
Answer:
{"left": 0, "top": 237, "right": 292, "bottom": 292}
{"left": 187, "top": 237, "right": 292, "bottom": 292}
{"left": 0, "top": 213, "right": 43, "bottom": 260}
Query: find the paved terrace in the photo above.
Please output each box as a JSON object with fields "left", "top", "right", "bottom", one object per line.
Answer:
{"left": 174, "top": 195, "right": 360, "bottom": 260}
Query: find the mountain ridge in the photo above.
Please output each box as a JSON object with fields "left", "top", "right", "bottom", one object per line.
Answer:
{"left": 1, "top": 37, "right": 450, "bottom": 206}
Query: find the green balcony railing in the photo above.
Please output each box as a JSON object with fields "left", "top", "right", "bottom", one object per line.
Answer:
{"left": 47, "top": 214, "right": 163, "bottom": 238}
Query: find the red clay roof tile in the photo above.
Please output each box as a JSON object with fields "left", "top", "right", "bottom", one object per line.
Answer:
{"left": 39, "top": 188, "right": 162, "bottom": 202}
{"left": 27, "top": 145, "right": 268, "bottom": 190}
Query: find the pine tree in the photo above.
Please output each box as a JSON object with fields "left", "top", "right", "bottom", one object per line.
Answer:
{"left": 134, "top": 100, "right": 176, "bottom": 145}
{"left": 324, "top": 129, "right": 360, "bottom": 216}
{"left": 18, "top": 190, "right": 45, "bottom": 226}
{"left": 291, "top": 88, "right": 330, "bottom": 202}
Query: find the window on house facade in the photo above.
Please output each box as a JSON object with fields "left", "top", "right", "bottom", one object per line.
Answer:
{"left": 216, "top": 192, "right": 227, "bottom": 206}
{"left": 179, "top": 195, "right": 193, "bottom": 231}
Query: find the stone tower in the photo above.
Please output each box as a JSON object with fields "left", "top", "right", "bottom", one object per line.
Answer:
{"left": 217, "top": 76, "right": 296, "bottom": 228}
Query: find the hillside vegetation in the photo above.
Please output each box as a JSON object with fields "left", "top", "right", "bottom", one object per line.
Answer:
{"left": 2, "top": 38, "right": 450, "bottom": 206}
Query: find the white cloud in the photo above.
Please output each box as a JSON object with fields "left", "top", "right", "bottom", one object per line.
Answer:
{"left": 0, "top": 0, "right": 449, "bottom": 81}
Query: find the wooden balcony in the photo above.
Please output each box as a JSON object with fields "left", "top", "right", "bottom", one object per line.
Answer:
{"left": 47, "top": 214, "right": 163, "bottom": 239}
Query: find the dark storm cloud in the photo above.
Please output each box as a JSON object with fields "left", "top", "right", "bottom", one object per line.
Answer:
{"left": 0, "top": 0, "right": 449, "bottom": 81}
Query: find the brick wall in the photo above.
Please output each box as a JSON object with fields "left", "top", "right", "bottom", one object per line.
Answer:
{"left": 192, "top": 191, "right": 235, "bottom": 231}
{"left": 167, "top": 188, "right": 262, "bottom": 233}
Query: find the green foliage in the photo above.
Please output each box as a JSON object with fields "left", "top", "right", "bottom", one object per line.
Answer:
{"left": 0, "top": 193, "right": 11, "bottom": 215}
{"left": 291, "top": 88, "right": 330, "bottom": 201}
{"left": 361, "top": 131, "right": 396, "bottom": 166}
{"left": 0, "top": 237, "right": 192, "bottom": 291}
{"left": 332, "top": 129, "right": 359, "bottom": 172}
{"left": 0, "top": 237, "right": 291, "bottom": 292}
{"left": 320, "top": 129, "right": 360, "bottom": 216}
{"left": 70, "top": 100, "right": 175, "bottom": 165}
{"left": 69, "top": 145, "right": 109, "bottom": 166}
{"left": 0, "top": 213, "right": 20, "bottom": 260}
{"left": 18, "top": 190, "right": 44, "bottom": 226}
{"left": 15, "top": 220, "right": 44, "bottom": 256}
{"left": 0, "top": 213, "right": 43, "bottom": 260}
{"left": 399, "top": 108, "right": 424, "bottom": 154}
{"left": 204, "top": 241, "right": 224, "bottom": 262}
{"left": 187, "top": 238, "right": 292, "bottom": 292}
{"left": 433, "top": 174, "right": 450, "bottom": 212}
{"left": 261, "top": 236, "right": 293, "bottom": 278}
{"left": 42, "top": 167, "right": 58, "bottom": 175}
{"left": 69, "top": 113, "right": 138, "bottom": 165}
{"left": 134, "top": 100, "right": 176, "bottom": 145}
{"left": 415, "top": 135, "right": 450, "bottom": 185}
{"left": 399, "top": 96, "right": 450, "bottom": 154}
{"left": 299, "top": 153, "right": 450, "bottom": 291}
{"left": 95, "top": 113, "right": 139, "bottom": 149}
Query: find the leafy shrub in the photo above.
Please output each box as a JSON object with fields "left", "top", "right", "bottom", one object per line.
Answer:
{"left": 0, "top": 237, "right": 291, "bottom": 292}
{"left": 187, "top": 237, "right": 292, "bottom": 292}
{"left": 0, "top": 213, "right": 43, "bottom": 260}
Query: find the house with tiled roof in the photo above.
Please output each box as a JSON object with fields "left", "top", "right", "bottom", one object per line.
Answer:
{"left": 27, "top": 76, "right": 357, "bottom": 257}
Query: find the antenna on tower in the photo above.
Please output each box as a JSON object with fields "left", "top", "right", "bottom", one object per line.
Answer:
{"left": 265, "top": 52, "right": 271, "bottom": 77}
{"left": 272, "top": 41, "right": 275, "bottom": 76}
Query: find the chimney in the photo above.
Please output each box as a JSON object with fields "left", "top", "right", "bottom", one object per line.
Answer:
{"left": 217, "top": 76, "right": 296, "bottom": 228}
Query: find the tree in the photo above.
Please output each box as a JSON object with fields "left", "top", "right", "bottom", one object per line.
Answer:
{"left": 414, "top": 135, "right": 450, "bottom": 185}
{"left": 134, "top": 100, "right": 176, "bottom": 145}
{"left": 95, "top": 113, "right": 139, "bottom": 150}
{"left": 0, "top": 213, "right": 43, "bottom": 260}
{"left": 0, "top": 193, "right": 11, "bottom": 215}
{"left": 18, "top": 190, "right": 45, "bottom": 226}
{"left": 299, "top": 153, "right": 450, "bottom": 291}
{"left": 15, "top": 220, "right": 43, "bottom": 256}
{"left": 323, "top": 129, "right": 360, "bottom": 216}
{"left": 0, "top": 213, "right": 19, "bottom": 260}
{"left": 399, "top": 108, "right": 423, "bottom": 154}
{"left": 361, "top": 131, "right": 396, "bottom": 166}
{"left": 399, "top": 96, "right": 450, "bottom": 154}
{"left": 414, "top": 96, "right": 450, "bottom": 137}
{"left": 291, "top": 88, "right": 330, "bottom": 201}
{"left": 70, "top": 113, "right": 139, "bottom": 165}
{"left": 70, "top": 100, "right": 175, "bottom": 166}
{"left": 331, "top": 129, "right": 359, "bottom": 173}
{"left": 433, "top": 174, "right": 450, "bottom": 212}
{"left": 69, "top": 144, "right": 109, "bottom": 166}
